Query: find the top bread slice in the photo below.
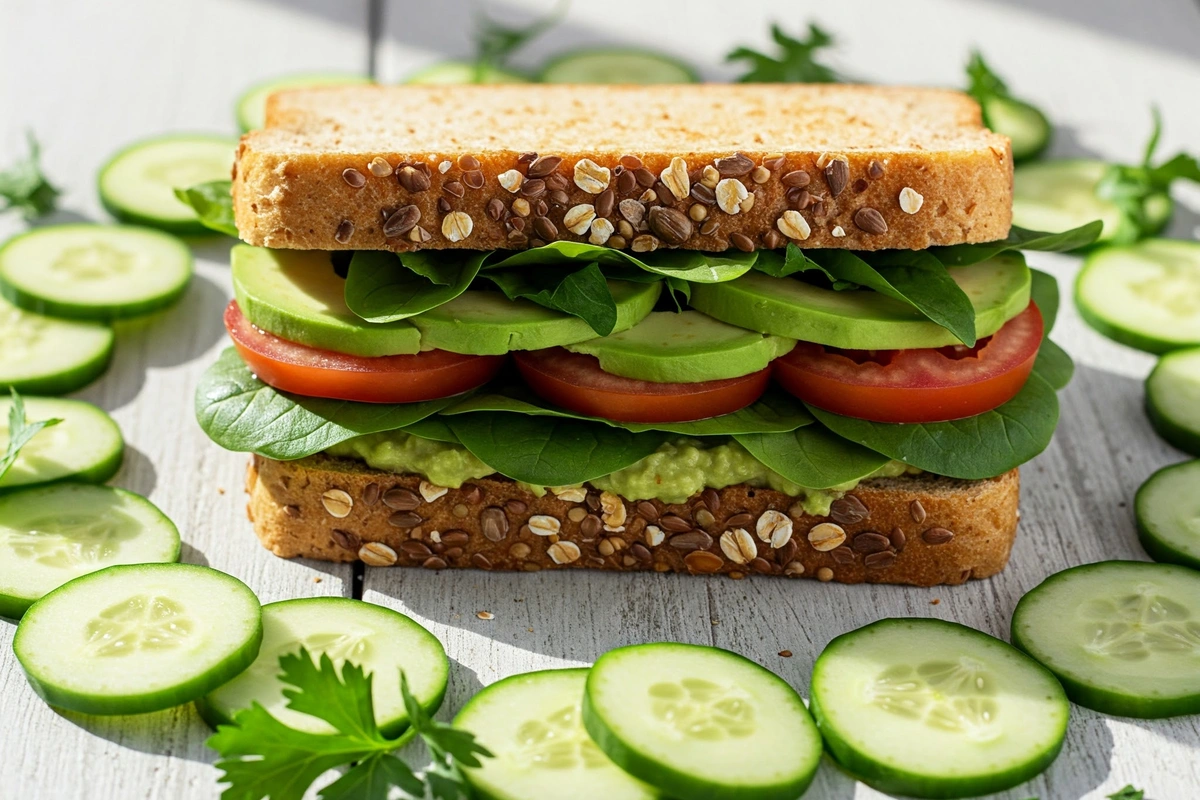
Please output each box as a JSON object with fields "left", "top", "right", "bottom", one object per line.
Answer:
{"left": 233, "top": 84, "right": 1012, "bottom": 253}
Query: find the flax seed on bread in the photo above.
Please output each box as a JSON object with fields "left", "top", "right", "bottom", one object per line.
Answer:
{"left": 233, "top": 84, "right": 1012, "bottom": 255}
{"left": 246, "top": 454, "right": 1019, "bottom": 587}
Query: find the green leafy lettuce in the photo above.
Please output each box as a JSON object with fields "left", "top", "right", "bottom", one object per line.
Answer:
{"left": 174, "top": 180, "right": 237, "bottom": 237}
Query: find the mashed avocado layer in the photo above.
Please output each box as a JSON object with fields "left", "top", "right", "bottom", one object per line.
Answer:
{"left": 325, "top": 431, "right": 918, "bottom": 516}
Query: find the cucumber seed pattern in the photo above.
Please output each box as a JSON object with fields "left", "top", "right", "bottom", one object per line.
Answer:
{"left": 514, "top": 704, "right": 608, "bottom": 770}
{"left": 50, "top": 243, "right": 134, "bottom": 282}
{"left": 1081, "top": 585, "right": 1200, "bottom": 659}
{"left": 865, "top": 657, "right": 1000, "bottom": 742}
{"left": 0, "top": 303, "right": 47, "bottom": 364}
{"left": 2, "top": 510, "right": 137, "bottom": 568}
{"left": 648, "top": 677, "right": 756, "bottom": 740}
{"left": 83, "top": 594, "right": 194, "bottom": 657}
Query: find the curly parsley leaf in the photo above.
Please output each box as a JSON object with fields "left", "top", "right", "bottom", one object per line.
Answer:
{"left": 0, "top": 132, "right": 61, "bottom": 221}
{"left": 727, "top": 23, "right": 841, "bottom": 83}
{"left": 173, "top": 180, "right": 236, "bottom": 237}
{"left": 1107, "top": 786, "right": 1145, "bottom": 800}
{"left": 1, "top": 390, "right": 62, "bottom": 484}
{"left": 318, "top": 753, "right": 424, "bottom": 800}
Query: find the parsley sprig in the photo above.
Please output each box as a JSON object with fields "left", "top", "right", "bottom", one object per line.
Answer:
{"left": 1107, "top": 786, "right": 1145, "bottom": 800}
{"left": 208, "top": 648, "right": 491, "bottom": 800}
{"left": 1096, "top": 108, "right": 1200, "bottom": 241}
{"left": 727, "top": 23, "right": 842, "bottom": 83}
{"left": 1, "top": 390, "right": 62, "bottom": 483}
{"left": 471, "top": 1, "right": 565, "bottom": 81}
{"left": 0, "top": 132, "right": 60, "bottom": 221}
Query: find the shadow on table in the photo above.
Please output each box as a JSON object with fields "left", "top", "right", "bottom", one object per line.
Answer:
{"left": 56, "top": 703, "right": 217, "bottom": 766}
{"left": 110, "top": 443, "right": 159, "bottom": 498}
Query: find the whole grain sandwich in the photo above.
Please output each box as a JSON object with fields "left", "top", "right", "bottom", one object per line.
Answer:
{"left": 196, "top": 84, "right": 1096, "bottom": 586}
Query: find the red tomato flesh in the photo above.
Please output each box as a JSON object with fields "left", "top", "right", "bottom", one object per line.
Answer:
{"left": 514, "top": 347, "right": 770, "bottom": 423}
{"left": 224, "top": 301, "right": 504, "bottom": 403}
{"left": 774, "top": 303, "right": 1044, "bottom": 423}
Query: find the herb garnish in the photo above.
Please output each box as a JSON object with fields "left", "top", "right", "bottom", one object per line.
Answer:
{"left": 0, "top": 133, "right": 61, "bottom": 221}
{"left": 173, "top": 180, "right": 236, "bottom": 237}
{"left": 727, "top": 23, "right": 842, "bottom": 83}
{"left": 209, "top": 647, "right": 491, "bottom": 800}
{"left": 1107, "top": 786, "right": 1145, "bottom": 800}
{"left": 471, "top": 1, "right": 565, "bottom": 81}
{"left": 1096, "top": 108, "right": 1200, "bottom": 242}
{"left": 1, "top": 390, "right": 62, "bottom": 484}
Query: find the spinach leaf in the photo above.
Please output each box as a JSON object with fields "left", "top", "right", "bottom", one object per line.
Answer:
{"left": 173, "top": 180, "right": 236, "bottom": 237}
{"left": 1029, "top": 268, "right": 1060, "bottom": 335}
{"left": 345, "top": 251, "right": 485, "bottom": 323}
{"left": 445, "top": 412, "right": 667, "bottom": 486}
{"left": 727, "top": 23, "right": 843, "bottom": 83}
{"left": 735, "top": 425, "right": 890, "bottom": 490}
{"left": 1034, "top": 339, "right": 1074, "bottom": 391}
{"left": 808, "top": 372, "right": 1059, "bottom": 480}
{"left": 484, "top": 240, "right": 756, "bottom": 283}
{"left": 400, "top": 417, "right": 461, "bottom": 444}
{"left": 195, "top": 348, "right": 456, "bottom": 459}
{"left": 483, "top": 262, "right": 617, "bottom": 336}
{"left": 931, "top": 222, "right": 1103, "bottom": 265}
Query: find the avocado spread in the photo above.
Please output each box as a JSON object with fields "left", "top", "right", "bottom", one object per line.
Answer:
{"left": 325, "top": 431, "right": 919, "bottom": 516}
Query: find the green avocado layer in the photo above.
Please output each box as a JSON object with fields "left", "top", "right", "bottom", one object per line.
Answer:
{"left": 324, "top": 431, "right": 918, "bottom": 515}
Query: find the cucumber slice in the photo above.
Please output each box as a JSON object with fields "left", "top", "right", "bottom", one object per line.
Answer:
{"left": 1012, "top": 159, "right": 1170, "bottom": 245}
{"left": 1137, "top": 460, "right": 1200, "bottom": 569}
{"left": 1012, "top": 561, "right": 1200, "bottom": 718}
{"left": 0, "top": 294, "right": 113, "bottom": 395}
{"left": 1076, "top": 239, "right": 1200, "bottom": 353}
{"left": 1147, "top": 348, "right": 1200, "bottom": 454}
{"left": 539, "top": 49, "right": 698, "bottom": 84}
{"left": 812, "top": 618, "right": 1068, "bottom": 799}
{"left": 196, "top": 597, "right": 447, "bottom": 737}
{"left": 236, "top": 73, "right": 371, "bottom": 132}
{"left": 14, "top": 563, "right": 262, "bottom": 715}
{"left": 232, "top": 245, "right": 421, "bottom": 357}
{"left": 982, "top": 96, "right": 1051, "bottom": 162}
{"left": 0, "top": 396, "right": 123, "bottom": 491}
{"left": 565, "top": 311, "right": 794, "bottom": 382}
{"left": 405, "top": 61, "right": 527, "bottom": 85}
{"left": 456, "top": 668, "right": 661, "bottom": 800}
{"left": 583, "top": 643, "right": 822, "bottom": 800}
{"left": 99, "top": 134, "right": 237, "bottom": 235}
{"left": 411, "top": 281, "right": 661, "bottom": 355}
{"left": 690, "top": 253, "right": 1030, "bottom": 350}
{"left": 0, "top": 483, "right": 179, "bottom": 619}
{"left": 0, "top": 224, "right": 193, "bottom": 321}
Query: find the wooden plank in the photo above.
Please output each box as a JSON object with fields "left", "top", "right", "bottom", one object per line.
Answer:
{"left": 0, "top": 1, "right": 369, "bottom": 798}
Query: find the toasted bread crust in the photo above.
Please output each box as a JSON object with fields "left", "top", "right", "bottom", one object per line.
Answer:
{"left": 246, "top": 454, "right": 1019, "bottom": 587}
{"left": 233, "top": 85, "right": 1012, "bottom": 254}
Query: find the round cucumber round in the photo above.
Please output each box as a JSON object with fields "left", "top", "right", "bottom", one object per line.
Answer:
{"left": 0, "top": 294, "right": 113, "bottom": 395}
{"left": 583, "top": 642, "right": 822, "bottom": 800}
{"left": 1076, "top": 239, "right": 1200, "bottom": 353}
{"left": 0, "top": 396, "right": 123, "bottom": 492}
{"left": 405, "top": 61, "right": 527, "bottom": 85}
{"left": 1012, "top": 159, "right": 1171, "bottom": 246}
{"left": 456, "top": 668, "right": 661, "bottom": 800}
{"left": 196, "top": 597, "right": 447, "bottom": 737}
{"left": 236, "top": 72, "right": 371, "bottom": 132}
{"left": 14, "top": 563, "right": 262, "bottom": 715}
{"left": 232, "top": 245, "right": 421, "bottom": 357}
{"left": 0, "top": 483, "right": 179, "bottom": 620}
{"left": 1013, "top": 561, "right": 1200, "bottom": 718}
{"left": 538, "top": 49, "right": 698, "bottom": 84}
{"left": 812, "top": 618, "right": 1068, "bottom": 799}
{"left": 0, "top": 224, "right": 193, "bottom": 321}
{"left": 1146, "top": 347, "right": 1200, "bottom": 455}
{"left": 689, "top": 253, "right": 1030, "bottom": 350}
{"left": 1136, "top": 460, "right": 1200, "bottom": 569}
{"left": 410, "top": 281, "right": 661, "bottom": 355}
{"left": 99, "top": 134, "right": 237, "bottom": 235}
{"left": 565, "top": 311, "right": 794, "bottom": 382}
{"left": 982, "top": 96, "right": 1051, "bottom": 162}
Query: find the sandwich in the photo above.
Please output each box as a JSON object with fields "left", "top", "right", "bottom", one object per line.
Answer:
{"left": 196, "top": 84, "right": 1095, "bottom": 586}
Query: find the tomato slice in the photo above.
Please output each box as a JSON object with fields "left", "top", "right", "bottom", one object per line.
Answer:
{"left": 514, "top": 347, "right": 770, "bottom": 423}
{"left": 774, "top": 303, "right": 1044, "bottom": 423}
{"left": 224, "top": 301, "right": 504, "bottom": 403}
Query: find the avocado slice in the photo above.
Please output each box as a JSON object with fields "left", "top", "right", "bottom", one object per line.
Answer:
{"left": 564, "top": 310, "right": 794, "bottom": 382}
{"left": 409, "top": 280, "right": 661, "bottom": 355}
{"left": 232, "top": 245, "right": 421, "bottom": 356}
{"left": 689, "top": 253, "right": 1031, "bottom": 350}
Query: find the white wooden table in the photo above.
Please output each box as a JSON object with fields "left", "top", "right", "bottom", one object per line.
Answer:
{"left": 3, "top": 1, "right": 1199, "bottom": 797}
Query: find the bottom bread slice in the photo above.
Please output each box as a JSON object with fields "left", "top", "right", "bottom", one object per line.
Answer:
{"left": 245, "top": 454, "right": 1019, "bottom": 587}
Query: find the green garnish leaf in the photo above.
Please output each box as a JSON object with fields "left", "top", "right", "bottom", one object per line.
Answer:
{"left": 473, "top": 1, "right": 564, "bottom": 79}
{"left": 727, "top": 23, "right": 841, "bottom": 83}
{"left": 1096, "top": 108, "right": 1200, "bottom": 241}
{"left": 735, "top": 425, "right": 890, "bottom": 490}
{"left": 965, "top": 50, "right": 1010, "bottom": 101}
{"left": 931, "top": 221, "right": 1103, "bottom": 265}
{"left": 484, "top": 240, "right": 756, "bottom": 284}
{"left": 1034, "top": 338, "right": 1074, "bottom": 391}
{"left": 173, "top": 180, "right": 237, "bottom": 237}
{"left": 1106, "top": 787, "right": 1145, "bottom": 800}
{"left": 1029, "top": 267, "right": 1060, "bottom": 336}
{"left": 1, "top": 390, "right": 62, "bottom": 484}
{"left": 345, "top": 251, "right": 485, "bottom": 323}
{"left": 484, "top": 262, "right": 618, "bottom": 336}
{"left": 0, "top": 132, "right": 61, "bottom": 221}
{"left": 317, "top": 753, "right": 424, "bottom": 800}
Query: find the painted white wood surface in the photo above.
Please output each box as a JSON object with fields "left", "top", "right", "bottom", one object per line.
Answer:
{"left": 2, "top": 0, "right": 1199, "bottom": 798}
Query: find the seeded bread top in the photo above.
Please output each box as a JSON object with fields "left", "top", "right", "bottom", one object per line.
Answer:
{"left": 234, "top": 84, "right": 1012, "bottom": 253}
